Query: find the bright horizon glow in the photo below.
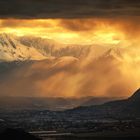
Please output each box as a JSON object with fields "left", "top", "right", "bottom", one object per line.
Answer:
{"left": 0, "top": 19, "right": 127, "bottom": 45}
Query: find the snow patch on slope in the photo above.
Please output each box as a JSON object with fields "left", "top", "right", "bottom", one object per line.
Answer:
{"left": 0, "top": 33, "right": 46, "bottom": 62}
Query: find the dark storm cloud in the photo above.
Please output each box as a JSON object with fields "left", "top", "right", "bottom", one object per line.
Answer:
{"left": 0, "top": 0, "right": 140, "bottom": 19}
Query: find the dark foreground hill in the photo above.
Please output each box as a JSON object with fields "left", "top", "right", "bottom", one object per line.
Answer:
{"left": 0, "top": 96, "right": 121, "bottom": 111}
{"left": 0, "top": 128, "right": 41, "bottom": 140}
{"left": 67, "top": 88, "right": 140, "bottom": 119}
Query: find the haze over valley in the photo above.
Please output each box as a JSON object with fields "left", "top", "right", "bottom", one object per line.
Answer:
{"left": 0, "top": 32, "right": 140, "bottom": 98}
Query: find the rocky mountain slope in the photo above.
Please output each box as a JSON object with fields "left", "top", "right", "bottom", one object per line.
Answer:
{"left": 0, "top": 33, "right": 46, "bottom": 61}
{"left": 18, "top": 36, "right": 91, "bottom": 58}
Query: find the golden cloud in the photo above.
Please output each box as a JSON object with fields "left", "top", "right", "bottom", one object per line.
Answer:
{"left": 0, "top": 17, "right": 139, "bottom": 45}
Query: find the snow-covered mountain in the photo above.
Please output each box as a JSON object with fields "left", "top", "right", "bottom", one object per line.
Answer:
{"left": 0, "top": 33, "right": 46, "bottom": 62}
{"left": 102, "top": 48, "right": 123, "bottom": 60}
{"left": 18, "top": 36, "right": 91, "bottom": 58}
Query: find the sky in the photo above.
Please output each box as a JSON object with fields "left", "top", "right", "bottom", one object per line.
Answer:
{"left": 0, "top": 0, "right": 140, "bottom": 19}
{"left": 0, "top": 0, "right": 139, "bottom": 44}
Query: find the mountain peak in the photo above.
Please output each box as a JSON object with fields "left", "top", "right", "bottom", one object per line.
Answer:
{"left": 102, "top": 48, "right": 123, "bottom": 61}
{"left": 0, "top": 33, "right": 17, "bottom": 49}
{"left": 0, "top": 33, "right": 15, "bottom": 40}
{"left": 0, "top": 33, "right": 46, "bottom": 62}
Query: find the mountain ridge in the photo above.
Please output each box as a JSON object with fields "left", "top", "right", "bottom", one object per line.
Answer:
{"left": 66, "top": 88, "right": 140, "bottom": 118}
{"left": 129, "top": 88, "right": 140, "bottom": 100}
{"left": 0, "top": 96, "right": 123, "bottom": 111}
{"left": 0, "top": 33, "right": 46, "bottom": 62}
